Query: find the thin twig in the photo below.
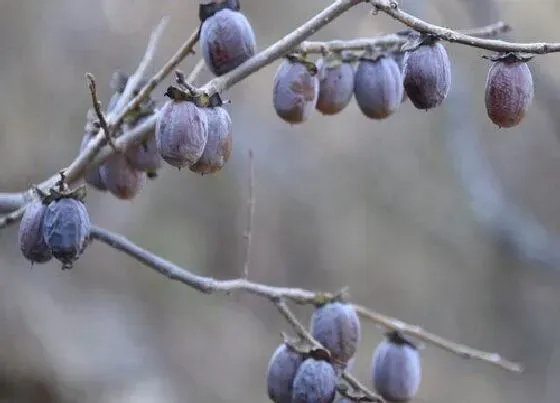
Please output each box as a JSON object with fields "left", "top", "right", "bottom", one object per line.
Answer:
{"left": 86, "top": 73, "right": 117, "bottom": 151}
{"left": 295, "top": 21, "right": 510, "bottom": 54}
{"left": 242, "top": 150, "right": 255, "bottom": 279}
{"left": 274, "top": 299, "right": 383, "bottom": 403}
{"left": 0, "top": 193, "right": 27, "bottom": 214}
{"left": 353, "top": 304, "right": 522, "bottom": 372}
{"left": 89, "top": 224, "right": 522, "bottom": 373}
{"left": 110, "top": 16, "right": 169, "bottom": 118}
{"left": 187, "top": 60, "right": 206, "bottom": 85}
{"left": 372, "top": 1, "right": 560, "bottom": 54}
{"left": 0, "top": 206, "right": 27, "bottom": 230}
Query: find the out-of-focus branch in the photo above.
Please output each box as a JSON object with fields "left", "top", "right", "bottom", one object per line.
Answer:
{"left": 295, "top": 21, "right": 510, "bottom": 54}
{"left": 89, "top": 224, "right": 522, "bottom": 373}
{"left": 372, "top": 0, "right": 560, "bottom": 53}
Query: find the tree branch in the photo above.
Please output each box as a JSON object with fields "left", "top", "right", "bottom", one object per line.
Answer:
{"left": 372, "top": 1, "right": 560, "bottom": 53}
{"left": 295, "top": 21, "right": 510, "bottom": 53}
{"left": 242, "top": 149, "right": 255, "bottom": 279}
{"left": 89, "top": 224, "right": 522, "bottom": 373}
{"left": 86, "top": 73, "right": 116, "bottom": 151}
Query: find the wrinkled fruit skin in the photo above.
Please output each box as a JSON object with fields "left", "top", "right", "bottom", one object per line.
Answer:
{"left": 485, "top": 59, "right": 533, "bottom": 128}
{"left": 126, "top": 122, "right": 162, "bottom": 174}
{"left": 372, "top": 337, "right": 421, "bottom": 402}
{"left": 80, "top": 133, "right": 107, "bottom": 191}
{"left": 315, "top": 58, "right": 355, "bottom": 116}
{"left": 354, "top": 57, "right": 404, "bottom": 119}
{"left": 273, "top": 59, "right": 319, "bottom": 124}
{"left": 266, "top": 343, "right": 304, "bottom": 403}
{"left": 292, "top": 358, "right": 337, "bottom": 403}
{"left": 42, "top": 198, "right": 91, "bottom": 268}
{"left": 404, "top": 42, "right": 451, "bottom": 110}
{"left": 99, "top": 154, "right": 145, "bottom": 200}
{"left": 200, "top": 8, "right": 256, "bottom": 76}
{"left": 156, "top": 100, "right": 209, "bottom": 168}
{"left": 311, "top": 302, "right": 361, "bottom": 364}
{"left": 18, "top": 201, "right": 52, "bottom": 264}
{"left": 190, "top": 106, "right": 232, "bottom": 175}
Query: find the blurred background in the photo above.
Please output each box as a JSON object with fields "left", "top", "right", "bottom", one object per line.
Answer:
{"left": 1, "top": 0, "right": 560, "bottom": 402}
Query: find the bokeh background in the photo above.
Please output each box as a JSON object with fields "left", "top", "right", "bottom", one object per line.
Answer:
{"left": 1, "top": 0, "right": 560, "bottom": 402}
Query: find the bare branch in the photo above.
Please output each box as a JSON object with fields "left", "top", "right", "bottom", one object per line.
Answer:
{"left": 89, "top": 224, "right": 522, "bottom": 373}
{"left": 353, "top": 304, "right": 522, "bottom": 372}
{"left": 295, "top": 21, "right": 510, "bottom": 54}
{"left": 372, "top": 1, "right": 560, "bottom": 54}
{"left": 0, "top": 193, "right": 27, "bottom": 214}
{"left": 85, "top": 73, "right": 117, "bottom": 151}
{"left": 242, "top": 149, "right": 255, "bottom": 279}
{"left": 0, "top": 206, "right": 26, "bottom": 230}
{"left": 110, "top": 16, "right": 169, "bottom": 118}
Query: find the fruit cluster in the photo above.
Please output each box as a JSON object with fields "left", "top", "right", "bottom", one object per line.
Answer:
{"left": 266, "top": 302, "right": 421, "bottom": 402}
{"left": 18, "top": 179, "right": 91, "bottom": 270}
{"left": 272, "top": 36, "right": 533, "bottom": 128}
{"left": 82, "top": 72, "right": 161, "bottom": 200}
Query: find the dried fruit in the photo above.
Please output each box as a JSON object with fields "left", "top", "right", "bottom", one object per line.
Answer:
{"left": 190, "top": 103, "right": 232, "bottom": 175}
{"left": 484, "top": 52, "right": 534, "bottom": 128}
{"left": 404, "top": 40, "right": 451, "bottom": 110}
{"left": 18, "top": 200, "right": 52, "bottom": 264}
{"left": 80, "top": 131, "right": 107, "bottom": 191}
{"left": 354, "top": 55, "right": 404, "bottom": 119}
{"left": 156, "top": 91, "right": 209, "bottom": 168}
{"left": 42, "top": 198, "right": 91, "bottom": 269}
{"left": 126, "top": 118, "right": 162, "bottom": 176}
{"left": 200, "top": 8, "right": 256, "bottom": 76}
{"left": 266, "top": 343, "right": 304, "bottom": 403}
{"left": 292, "top": 358, "right": 337, "bottom": 403}
{"left": 99, "top": 154, "right": 145, "bottom": 200}
{"left": 273, "top": 55, "right": 319, "bottom": 124}
{"left": 315, "top": 56, "right": 355, "bottom": 116}
{"left": 372, "top": 331, "right": 421, "bottom": 402}
{"left": 311, "top": 302, "right": 360, "bottom": 364}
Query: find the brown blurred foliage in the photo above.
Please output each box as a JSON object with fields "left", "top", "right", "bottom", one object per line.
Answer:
{"left": 1, "top": 0, "right": 560, "bottom": 402}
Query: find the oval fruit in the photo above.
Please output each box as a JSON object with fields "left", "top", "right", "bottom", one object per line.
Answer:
{"left": 99, "top": 154, "right": 145, "bottom": 200}
{"left": 18, "top": 200, "right": 52, "bottom": 264}
{"left": 266, "top": 343, "right": 304, "bottom": 403}
{"left": 292, "top": 358, "right": 337, "bottom": 403}
{"left": 315, "top": 57, "right": 354, "bottom": 116}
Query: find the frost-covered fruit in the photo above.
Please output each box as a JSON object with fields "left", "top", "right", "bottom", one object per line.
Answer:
{"left": 200, "top": 8, "right": 256, "bottom": 76}
{"left": 485, "top": 53, "right": 534, "bottom": 128}
{"left": 315, "top": 57, "right": 355, "bottom": 116}
{"left": 80, "top": 132, "right": 107, "bottom": 191}
{"left": 311, "top": 302, "right": 361, "bottom": 364}
{"left": 292, "top": 358, "right": 337, "bottom": 403}
{"left": 18, "top": 200, "right": 52, "bottom": 264}
{"left": 99, "top": 154, "right": 145, "bottom": 200}
{"left": 126, "top": 122, "right": 162, "bottom": 175}
{"left": 354, "top": 55, "right": 404, "bottom": 119}
{"left": 190, "top": 105, "right": 232, "bottom": 175}
{"left": 372, "top": 331, "right": 421, "bottom": 402}
{"left": 42, "top": 198, "right": 91, "bottom": 269}
{"left": 404, "top": 41, "right": 451, "bottom": 110}
{"left": 273, "top": 56, "right": 319, "bottom": 124}
{"left": 266, "top": 343, "right": 304, "bottom": 403}
{"left": 156, "top": 98, "right": 209, "bottom": 168}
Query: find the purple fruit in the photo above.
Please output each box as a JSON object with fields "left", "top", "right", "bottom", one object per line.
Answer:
{"left": 42, "top": 198, "right": 91, "bottom": 269}
{"left": 273, "top": 56, "right": 319, "bottom": 124}
{"left": 485, "top": 53, "right": 533, "bottom": 128}
{"left": 156, "top": 99, "right": 209, "bottom": 168}
{"left": 18, "top": 200, "right": 52, "bottom": 264}
{"left": 125, "top": 119, "right": 162, "bottom": 175}
{"left": 190, "top": 105, "right": 232, "bottom": 175}
{"left": 372, "top": 331, "right": 421, "bottom": 402}
{"left": 99, "top": 154, "right": 145, "bottom": 200}
{"left": 80, "top": 132, "right": 107, "bottom": 192}
{"left": 354, "top": 55, "right": 404, "bottom": 119}
{"left": 200, "top": 8, "right": 256, "bottom": 76}
{"left": 292, "top": 358, "right": 337, "bottom": 403}
{"left": 310, "top": 302, "right": 361, "bottom": 364}
{"left": 404, "top": 41, "right": 451, "bottom": 110}
{"left": 315, "top": 57, "right": 355, "bottom": 116}
{"left": 266, "top": 343, "right": 304, "bottom": 403}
